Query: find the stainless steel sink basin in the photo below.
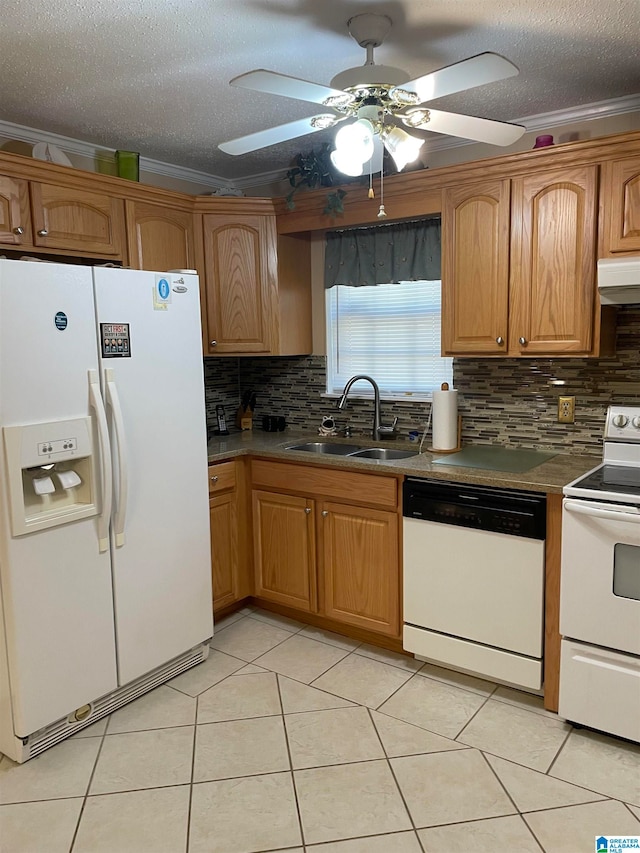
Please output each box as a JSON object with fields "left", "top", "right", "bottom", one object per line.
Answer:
{"left": 349, "top": 448, "right": 419, "bottom": 460}
{"left": 285, "top": 442, "right": 362, "bottom": 455}
{"left": 285, "top": 442, "right": 419, "bottom": 461}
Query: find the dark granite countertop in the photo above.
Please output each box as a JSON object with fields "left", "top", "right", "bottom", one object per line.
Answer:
{"left": 207, "top": 429, "right": 601, "bottom": 495}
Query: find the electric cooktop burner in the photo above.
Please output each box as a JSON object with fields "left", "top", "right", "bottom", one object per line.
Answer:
{"left": 571, "top": 464, "right": 640, "bottom": 497}
{"left": 564, "top": 405, "right": 640, "bottom": 505}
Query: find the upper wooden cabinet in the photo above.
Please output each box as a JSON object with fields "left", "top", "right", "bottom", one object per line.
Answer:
{"left": 442, "top": 179, "right": 511, "bottom": 355}
{"left": 442, "top": 165, "right": 607, "bottom": 357}
{"left": 0, "top": 176, "right": 32, "bottom": 246}
{"left": 30, "top": 182, "right": 125, "bottom": 255}
{"left": 202, "top": 212, "right": 274, "bottom": 354}
{"left": 199, "top": 200, "right": 312, "bottom": 356}
{"left": 126, "top": 199, "right": 195, "bottom": 272}
{"left": 600, "top": 156, "right": 640, "bottom": 255}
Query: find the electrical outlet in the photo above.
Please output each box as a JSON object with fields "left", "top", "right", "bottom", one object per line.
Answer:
{"left": 558, "top": 396, "right": 576, "bottom": 423}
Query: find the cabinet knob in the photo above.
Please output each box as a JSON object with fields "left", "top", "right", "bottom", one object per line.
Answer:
{"left": 13, "top": 226, "right": 24, "bottom": 235}
{"left": 321, "top": 510, "right": 329, "bottom": 517}
{"left": 210, "top": 475, "right": 218, "bottom": 483}
{"left": 519, "top": 336, "right": 527, "bottom": 346}
{"left": 209, "top": 340, "right": 217, "bottom": 347}
{"left": 37, "top": 229, "right": 48, "bottom": 237}
{"left": 305, "top": 507, "right": 312, "bottom": 515}
{"left": 495, "top": 336, "right": 504, "bottom": 346}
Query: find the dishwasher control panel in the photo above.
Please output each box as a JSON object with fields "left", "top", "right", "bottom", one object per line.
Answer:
{"left": 403, "top": 478, "right": 546, "bottom": 540}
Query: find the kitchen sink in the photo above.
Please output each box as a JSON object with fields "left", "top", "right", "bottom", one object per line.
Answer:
{"left": 349, "top": 448, "right": 419, "bottom": 460}
{"left": 285, "top": 442, "right": 362, "bottom": 455}
{"left": 285, "top": 442, "right": 418, "bottom": 461}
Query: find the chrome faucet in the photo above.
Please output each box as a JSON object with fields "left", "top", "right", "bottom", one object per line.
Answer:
{"left": 336, "top": 375, "right": 398, "bottom": 440}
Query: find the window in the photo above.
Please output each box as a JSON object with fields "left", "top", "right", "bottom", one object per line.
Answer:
{"left": 325, "top": 279, "right": 453, "bottom": 399}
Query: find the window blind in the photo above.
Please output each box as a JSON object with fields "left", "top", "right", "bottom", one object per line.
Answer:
{"left": 326, "top": 280, "right": 453, "bottom": 397}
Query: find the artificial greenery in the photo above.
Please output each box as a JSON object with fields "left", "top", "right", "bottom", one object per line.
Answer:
{"left": 285, "top": 143, "right": 347, "bottom": 216}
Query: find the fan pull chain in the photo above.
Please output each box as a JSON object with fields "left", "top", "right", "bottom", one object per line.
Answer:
{"left": 368, "top": 158, "right": 374, "bottom": 199}
{"left": 377, "top": 163, "right": 387, "bottom": 218}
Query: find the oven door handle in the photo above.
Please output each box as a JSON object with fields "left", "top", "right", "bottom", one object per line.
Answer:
{"left": 564, "top": 499, "right": 640, "bottom": 524}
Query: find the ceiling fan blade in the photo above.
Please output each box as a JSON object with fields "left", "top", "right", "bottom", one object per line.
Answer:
{"left": 403, "top": 108, "right": 525, "bottom": 146}
{"left": 394, "top": 52, "right": 519, "bottom": 104}
{"left": 230, "top": 69, "right": 354, "bottom": 107}
{"left": 219, "top": 115, "right": 343, "bottom": 155}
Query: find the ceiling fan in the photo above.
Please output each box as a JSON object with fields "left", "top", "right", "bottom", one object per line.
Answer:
{"left": 219, "top": 13, "right": 526, "bottom": 174}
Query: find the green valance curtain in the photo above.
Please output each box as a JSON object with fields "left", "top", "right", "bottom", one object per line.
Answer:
{"left": 324, "top": 217, "right": 441, "bottom": 288}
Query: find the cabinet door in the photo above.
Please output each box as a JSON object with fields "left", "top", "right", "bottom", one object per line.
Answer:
{"left": 442, "top": 180, "right": 511, "bottom": 355}
{"left": 202, "top": 214, "right": 275, "bottom": 354}
{"left": 0, "top": 176, "right": 32, "bottom": 246}
{"left": 30, "top": 183, "right": 124, "bottom": 255}
{"left": 510, "top": 166, "right": 597, "bottom": 355}
{"left": 253, "top": 490, "right": 317, "bottom": 611}
{"left": 210, "top": 492, "right": 238, "bottom": 613}
{"left": 601, "top": 157, "right": 640, "bottom": 254}
{"left": 126, "top": 200, "right": 195, "bottom": 271}
{"left": 320, "top": 501, "right": 399, "bottom": 637}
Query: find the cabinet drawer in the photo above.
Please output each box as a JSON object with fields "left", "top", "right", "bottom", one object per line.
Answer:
{"left": 208, "top": 461, "right": 236, "bottom": 493}
{"left": 251, "top": 459, "right": 398, "bottom": 509}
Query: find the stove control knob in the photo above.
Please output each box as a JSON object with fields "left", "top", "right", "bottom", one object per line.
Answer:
{"left": 612, "top": 414, "right": 629, "bottom": 428}
{"left": 632, "top": 416, "right": 640, "bottom": 429}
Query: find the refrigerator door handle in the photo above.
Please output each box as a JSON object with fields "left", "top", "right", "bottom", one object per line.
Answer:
{"left": 105, "top": 368, "right": 128, "bottom": 547}
{"left": 88, "top": 370, "right": 113, "bottom": 552}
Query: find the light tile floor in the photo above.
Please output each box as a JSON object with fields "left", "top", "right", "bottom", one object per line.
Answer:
{"left": 1, "top": 606, "right": 639, "bottom": 852}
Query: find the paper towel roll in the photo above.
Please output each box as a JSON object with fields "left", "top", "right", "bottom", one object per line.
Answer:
{"left": 432, "top": 386, "right": 458, "bottom": 450}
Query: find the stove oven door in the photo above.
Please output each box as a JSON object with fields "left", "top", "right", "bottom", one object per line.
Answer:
{"left": 560, "top": 498, "right": 640, "bottom": 656}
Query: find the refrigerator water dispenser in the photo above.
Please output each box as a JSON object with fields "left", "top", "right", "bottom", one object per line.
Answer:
{"left": 3, "top": 417, "right": 98, "bottom": 535}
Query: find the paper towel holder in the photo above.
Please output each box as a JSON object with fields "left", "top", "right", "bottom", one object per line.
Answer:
{"left": 428, "top": 382, "right": 462, "bottom": 454}
{"left": 427, "top": 416, "right": 462, "bottom": 454}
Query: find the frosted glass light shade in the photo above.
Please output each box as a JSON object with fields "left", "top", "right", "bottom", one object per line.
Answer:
{"left": 330, "top": 148, "right": 364, "bottom": 176}
{"left": 331, "top": 119, "right": 375, "bottom": 175}
{"left": 382, "top": 126, "right": 424, "bottom": 171}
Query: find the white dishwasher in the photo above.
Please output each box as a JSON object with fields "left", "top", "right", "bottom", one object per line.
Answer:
{"left": 403, "top": 478, "right": 547, "bottom": 690}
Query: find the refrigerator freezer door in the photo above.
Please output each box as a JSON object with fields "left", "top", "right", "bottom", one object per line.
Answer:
{"left": 0, "top": 260, "right": 118, "bottom": 737}
{"left": 93, "top": 268, "right": 212, "bottom": 684}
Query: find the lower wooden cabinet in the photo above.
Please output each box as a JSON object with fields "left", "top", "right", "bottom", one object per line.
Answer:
{"left": 209, "top": 459, "right": 250, "bottom": 614}
{"left": 320, "top": 501, "right": 399, "bottom": 637}
{"left": 252, "top": 490, "right": 317, "bottom": 612}
{"left": 250, "top": 460, "right": 401, "bottom": 638}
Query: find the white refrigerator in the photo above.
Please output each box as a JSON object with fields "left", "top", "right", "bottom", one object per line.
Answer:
{"left": 0, "top": 259, "right": 213, "bottom": 763}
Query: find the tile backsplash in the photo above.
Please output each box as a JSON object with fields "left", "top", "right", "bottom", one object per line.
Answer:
{"left": 204, "top": 306, "right": 640, "bottom": 455}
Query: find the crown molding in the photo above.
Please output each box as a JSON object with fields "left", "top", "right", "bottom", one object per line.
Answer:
{"left": 422, "top": 92, "right": 640, "bottom": 152}
{"left": 0, "top": 118, "right": 231, "bottom": 190}
{"left": 1, "top": 93, "right": 638, "bottom": 191}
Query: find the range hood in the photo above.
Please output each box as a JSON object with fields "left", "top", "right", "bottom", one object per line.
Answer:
{"left": 598, "top": 257, "right": 640, "bottom": 305}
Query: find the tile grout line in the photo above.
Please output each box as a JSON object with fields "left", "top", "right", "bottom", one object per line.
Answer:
{"left": 451, "top": 686, "right": 496, "bottom": 742}
{"left": 184, "top": 696, "right": 199, "bottom": 853}
{"left": 276, "top": 673, "right": 307, "bottom": 851}
{"left": 67, "top": 723, "right": 109, "bottom": 852}
{"left": 544, "top": 724, "right": 574, "bottom": 776}
{"left": 365, "top": 704, "right": 423, "bottom": 847}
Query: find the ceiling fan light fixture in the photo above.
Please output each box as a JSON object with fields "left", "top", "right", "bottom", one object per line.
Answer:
{"left": 402, "top": 109, "right": 431, "bottom": 129}
{"left": 322, "top": 93, "right": 355, "bottom": 109}
{"left": 310, "top": 115, "right": 339, "bottom": 130}
{"left": 330, "top": 148, "right": 364, "bottom": 177}
{"left": 390, "top": 88, "right": 421, "bottom": 107}
{"left": 382, "top": 126, "right": 424, "bottom": 171}
{"left": 332, "top": 118, "right": 375, "bottom": 174}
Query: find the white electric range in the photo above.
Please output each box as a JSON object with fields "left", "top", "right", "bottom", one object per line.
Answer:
{"left": 560, "top": 405, "right": 640, "bottom": 742}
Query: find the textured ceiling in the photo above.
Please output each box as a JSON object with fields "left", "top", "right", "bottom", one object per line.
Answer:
{"left": 1, "top": 0, "right": 639, "bottom": 181}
